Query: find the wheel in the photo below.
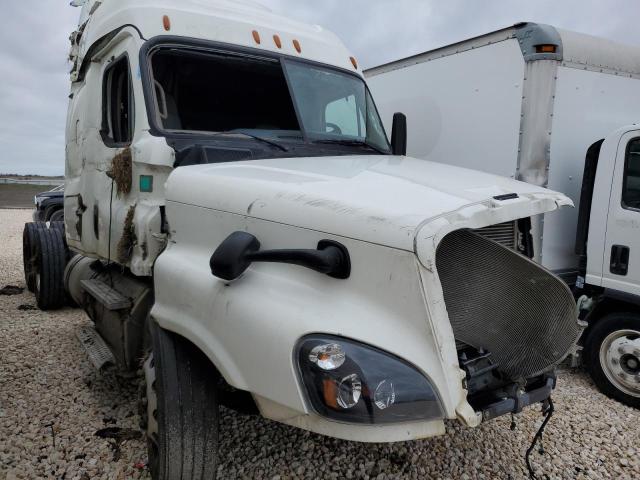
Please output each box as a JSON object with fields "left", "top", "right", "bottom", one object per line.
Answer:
{"left": 22, "top": 222, "right": 47, "bottom": 292}
{"left": 142, "top": 324, "right": 219, "bottom": 479}
{"left": 50, "top": 210, "right": 64, "bottom": 223}
{"left": 584, "top": 312, "right": 640, "bottom": 408}
{"left": 33, "top": 227, "right": 67, "bottom": 310}
{"left": 44, "top": 205, "right": 62, "bottom": 221}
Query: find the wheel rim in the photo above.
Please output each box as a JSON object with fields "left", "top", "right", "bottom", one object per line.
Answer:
{"left": 599, "top": 328, "right": 640, "bottom": 397}
{"left": 143, "top": 353, "right": 160, "bottom": 472}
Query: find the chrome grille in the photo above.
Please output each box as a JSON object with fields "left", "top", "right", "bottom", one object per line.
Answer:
{"left": 473, "top": 221, "right": 516, "bottom": 250}
{"left": 436, "top": 229, "right": 580, "bottom": 381}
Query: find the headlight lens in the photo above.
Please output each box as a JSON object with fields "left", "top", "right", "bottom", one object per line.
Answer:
{"left": 297, "top": 335, "right": 443, "bottom": 424}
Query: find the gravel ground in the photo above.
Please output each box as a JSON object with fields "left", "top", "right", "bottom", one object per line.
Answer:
{"left": 1, "top": 208, "right": 639, "bottom": 479}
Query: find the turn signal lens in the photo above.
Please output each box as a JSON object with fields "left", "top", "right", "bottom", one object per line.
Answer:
{"left": 350, "top": 56, "right": 358, "bottom": 69}
{"left": 293, "top": 39, "right": 302, "bottom": 53}
{"left": 252, "top": 30, "right": 261, "bottom": 44}
{"left": 273, "top": 34, "right": 282, "bottom": 49}
{"left": 309, "top": 343, "right": 345, "bottom": 370}
{"left": 162, "top": 15, "right": 171, "bottom": 31}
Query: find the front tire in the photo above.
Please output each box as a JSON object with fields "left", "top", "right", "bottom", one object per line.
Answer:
{"left": 143, "top": 324, "right": 219, "bottom": 479}
{"left": 33, "top": 226, "right": 66, "bottom": 309}
{"left": 585, "top": 312, "right": 640, "bottom": 408}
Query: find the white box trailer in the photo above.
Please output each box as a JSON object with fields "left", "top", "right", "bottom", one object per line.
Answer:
{"left": 366, "top": 22, "right": 640, "bottom": 282}
{"left": 366, "top": 23, "right": 640, "bottom": 409}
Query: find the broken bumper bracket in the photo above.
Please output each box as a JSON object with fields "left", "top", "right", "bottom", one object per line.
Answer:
{"left": 481, "top": 375, "right": 556, "bottom": 422}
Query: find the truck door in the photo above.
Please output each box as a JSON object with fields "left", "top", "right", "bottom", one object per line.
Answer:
{"left": 602, "top": 132, "right": 640, "bottom": 296}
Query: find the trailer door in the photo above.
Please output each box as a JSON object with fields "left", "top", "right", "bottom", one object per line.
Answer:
{"left": 602, "top": 131, "right": 640, "bottom": 296}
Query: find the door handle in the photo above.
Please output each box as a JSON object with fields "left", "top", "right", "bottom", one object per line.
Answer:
{"left": 610, "top": 245, "right": 630, "bottom": 276}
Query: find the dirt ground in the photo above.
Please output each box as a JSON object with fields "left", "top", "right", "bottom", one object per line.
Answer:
{"left": 0, "top": 184, "right": 57, "bottom": 209}
{"left": 1, "top": 208, "right": 639, "bottom": 480}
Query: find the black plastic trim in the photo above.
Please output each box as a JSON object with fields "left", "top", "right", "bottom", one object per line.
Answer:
{"left": 622, "top": 137, "right": 640, "bottom": 213}
{"left": 575, "top": 139, "right": 604, "bottom": 260}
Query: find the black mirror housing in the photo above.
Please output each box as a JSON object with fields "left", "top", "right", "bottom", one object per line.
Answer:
{"left": 391, "top": 112, "right": 407, "bottom": 156}
{"left": 210, "top": 231, "right": 260, "bottom": 280}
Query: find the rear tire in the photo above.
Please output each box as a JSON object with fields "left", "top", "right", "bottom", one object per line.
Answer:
{"left": 33, "top": 227, "right": 67, "bottom": 310}
{"left": 143, "top": 324, "right": 219, "bottom": 479}
{"left": 23, "top": 222, "right": 47, "bottom": 292}
{"left": 585, "top": 312, "right": 640, "bottom": 408}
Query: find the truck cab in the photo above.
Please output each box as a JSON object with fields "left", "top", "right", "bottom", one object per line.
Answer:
{"left": 21, "top": 2, "right": 584, "bottom": 478}
{"left": 575, "top": 126, "right": 640, "bottom": 407}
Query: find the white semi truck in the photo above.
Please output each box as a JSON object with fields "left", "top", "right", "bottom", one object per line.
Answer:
{"left": 22, "top": 3, "right": 582, "bottom": 478}
{"left": 366, "top": 22, "right": 640, "bottom": 409}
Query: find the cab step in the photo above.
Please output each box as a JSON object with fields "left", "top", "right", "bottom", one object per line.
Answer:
{"left": 80, "top": 278, "right": 132, "bottom": 310}
{"left": 77, "top": 326, "right": 116, "bottom": 370}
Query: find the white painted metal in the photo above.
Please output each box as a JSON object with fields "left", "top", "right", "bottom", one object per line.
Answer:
{"left": 600, "top": 129, "right": 640, "bottom": 297}
{"left": 368, "top": 39, "right": 524, "bottom": 179}
{"left": 153, "top": 159, "right": 570, "bottom": 440}
{"left": 70, "top": 0, "right": 361, "bottom": 81}
{"left": 545, "top": 69, "right": 640, "bottom": 271}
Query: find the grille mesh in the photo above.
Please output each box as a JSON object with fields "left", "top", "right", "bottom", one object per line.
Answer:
{"left": 473, "top": 221, "right": 516, "bottom": 250}
{"left": 436, "top": 229, "right": 580, "bottom": 381}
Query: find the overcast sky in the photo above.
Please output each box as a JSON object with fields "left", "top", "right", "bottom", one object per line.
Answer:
{"left": 1, "top": 0, "right": 639, "bottom": 175}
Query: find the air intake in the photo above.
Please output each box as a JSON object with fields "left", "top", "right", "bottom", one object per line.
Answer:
{"left": 436, "top": 229, "right": 580, "bottom": 382}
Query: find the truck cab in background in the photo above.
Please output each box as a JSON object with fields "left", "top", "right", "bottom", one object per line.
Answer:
{"left": 366, "top": 22, "right": 640, "bottom": 408}
{"left": 576, "top": 128, "right": 640, "bottom": 407}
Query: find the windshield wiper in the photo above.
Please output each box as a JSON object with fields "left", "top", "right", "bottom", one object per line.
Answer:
{"left": 313, "top": 139, "right": 387, "bottom": 155}
{"left": 224, "top": 130, "right": 289, "bottom": 152}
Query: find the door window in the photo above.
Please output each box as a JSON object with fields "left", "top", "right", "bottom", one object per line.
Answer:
{"left": 623, "top": 138, "right": 640, "bottom": 211}
{"left": 102, "top": 56, "right": 134, "bottom": 146}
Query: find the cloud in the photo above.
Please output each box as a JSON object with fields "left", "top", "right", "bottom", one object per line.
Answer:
{"left": 1, "top": 0, "right": 639, "bottom": 175}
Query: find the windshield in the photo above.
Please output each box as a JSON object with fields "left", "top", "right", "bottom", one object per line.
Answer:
{"left": 149, "top": 47, "right": 390, "bottom": 153}
{"left": 283, "top": 60, "right": 389, "bottom": 152}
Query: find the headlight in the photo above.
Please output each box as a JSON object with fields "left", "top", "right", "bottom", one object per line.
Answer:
{"left": 296, "top": 335, "right": 443, "bottom": 424}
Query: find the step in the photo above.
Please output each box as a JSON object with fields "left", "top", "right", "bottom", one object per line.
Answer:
{"left": 80, "top": 279, "right": 132, "bottom": 311}
{"left": 77, "top": 326, "right": 116, "bottom": 370}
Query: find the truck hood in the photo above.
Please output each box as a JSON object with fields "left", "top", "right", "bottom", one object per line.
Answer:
{"left": 165, "top": 155, "right": 572, "bottom": 251}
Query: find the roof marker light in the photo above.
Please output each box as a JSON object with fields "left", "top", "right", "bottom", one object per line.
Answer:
{"left": 252, "top": 30, "right": 261, "bottom": 44}
{"left": 273, "top": 34, "right": 282, "bottom": 49}
{"left": 350, "top": 56, "right": 358, "bottom": 69}
{"left": 293, "top": 39, "right": 302, "bottom": 53}
{"left": 162, "top": 15, "right": 171, "bottom": 31}
{"left": 535, "top": 44, "right": 557, "bottom": 53}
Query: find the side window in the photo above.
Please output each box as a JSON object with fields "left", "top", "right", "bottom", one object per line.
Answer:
{"left": 325, "top": 95, "right": 364, "bottom": 137}
{"left": 102, "top": 56, "right": 133, "bottom": 146}
{"left": 623, "top": 138, "right": 640, "bottom": 210}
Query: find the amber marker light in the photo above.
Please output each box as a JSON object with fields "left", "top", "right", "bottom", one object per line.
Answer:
{"left": 293, "top": 39, "right": 302, "bottom": 53}
{"left": 162, "top": 15, "right": 171, "bottom": 31}
{"left": 252, "top": 30, "right": 261, "bottom": 44}
{"left": 535, "top": 44, "right": 557, "bottom": 53}
{"left": 273, "top": 34, "right": 282, "bottom": 49}
{"left": 350, "top": 56, "right": 358, "bottom": 69}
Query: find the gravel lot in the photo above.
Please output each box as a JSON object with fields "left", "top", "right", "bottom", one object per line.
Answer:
{"left": 1, "top": 208, "right": 639, "bottom": 479}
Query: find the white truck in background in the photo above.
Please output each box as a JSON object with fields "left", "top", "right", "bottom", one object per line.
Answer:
{"left": 21, "top": 5, "right": 582, "bottom": 478}
{"left": 366, "top": 22, "right": 640, "bottom": 408}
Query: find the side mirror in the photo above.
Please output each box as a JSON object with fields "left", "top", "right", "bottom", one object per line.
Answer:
{"left": 210, "top": 231, "right": 351, "bottom": 281}
{"left": 390, "top": 112, "right": 407, "bottom": 156}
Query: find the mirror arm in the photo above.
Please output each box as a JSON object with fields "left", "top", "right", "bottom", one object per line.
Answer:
{"left": 210, "top": 233, "right": 350, "bottom": 281}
